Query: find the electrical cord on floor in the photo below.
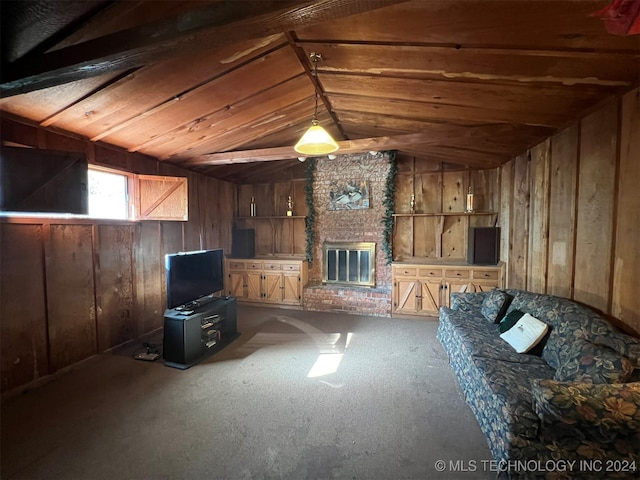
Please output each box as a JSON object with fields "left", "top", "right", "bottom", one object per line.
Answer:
{"left": 144, "top": 342, "right": 161, "bottom": 354}
{"left": 133, "top": 342, "right": 162, "bottom": 361}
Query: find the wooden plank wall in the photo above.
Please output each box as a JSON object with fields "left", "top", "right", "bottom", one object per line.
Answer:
{"left": 613, "top": 89, "right": 640, "bottom": 330}
{"left": 499, "top": 88, "right": 640, "bottom": 336}
{"left": 234, "top": 180, "right": 307, "bottom": 256}
{"left": 393, "top": 154, "right": 500, "bottom": 262}
{"left": 0, "top": 118, "right": 235, "bottom": 394}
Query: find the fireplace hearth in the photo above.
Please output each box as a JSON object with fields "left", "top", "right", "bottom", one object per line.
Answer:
{"left": 322, "top": 242, "right": 376, "bottom": 287}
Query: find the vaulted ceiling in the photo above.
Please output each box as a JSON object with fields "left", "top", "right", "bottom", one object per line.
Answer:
{"left": 1, "top": 0, "right": 638, "bottom": 183}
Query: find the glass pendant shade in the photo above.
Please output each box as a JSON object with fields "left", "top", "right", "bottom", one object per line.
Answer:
{"left": 294, "top": 120, "right": 339, "bottom": 155}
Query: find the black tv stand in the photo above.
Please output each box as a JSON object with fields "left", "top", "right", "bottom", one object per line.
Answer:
{"left": 163, "top": 296, "right": 239, "bottom": 369}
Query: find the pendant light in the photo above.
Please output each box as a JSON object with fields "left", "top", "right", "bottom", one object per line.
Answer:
{"left": 294, "top": 52, "right": 339, "bottom": 156}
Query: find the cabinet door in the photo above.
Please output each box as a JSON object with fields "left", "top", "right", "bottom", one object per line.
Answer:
{"left": 471, "top": 282, "right": 498, "bottom": 293}
{"left": 419, "top": 279, "right": 442, "bottom": 315}
{"left": 393, "top": 278, "right": 419, "bottom": 314}
{"left": 444, "top": 280, "right": 473, "bottom": 307}
{"left": 282, "top": 273, "right": 301, "bottom": 305}
{"left": 246, "top": 271, "right": 263, "bottom": 301}
{"left": 263, "top": 271, "right": 282, "bottom": 303}
{"left": 228, "top": 271, "right": 246, "bottom": 298}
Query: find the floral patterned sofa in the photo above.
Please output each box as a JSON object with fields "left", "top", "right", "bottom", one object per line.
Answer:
{"left": 437, "top": 289, "right": 640, "bottom": 479}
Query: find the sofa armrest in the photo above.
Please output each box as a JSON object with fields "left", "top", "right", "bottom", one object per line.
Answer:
{"left": 449, "top": 291, "right": 487, "bottom": 314}
{"left": 532, "top": 379, "right": 640, "bottom": 442}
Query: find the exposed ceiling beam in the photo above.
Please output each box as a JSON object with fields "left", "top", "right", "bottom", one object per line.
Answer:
{"left": 185, "top": 130, "right": 506, "bottom": 165}
{"left": 1, "top": 0, "right": 409, "bottom": 97}
{"left": 1, "top": 1, "right": 111, "bottom": 63}
{"left": 186, "top": 118, "right": 558, "bottom": 166}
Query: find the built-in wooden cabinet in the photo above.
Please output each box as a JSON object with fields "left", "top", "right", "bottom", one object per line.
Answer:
{"left": 392, "top": 262, "right": 505, "bottom": 317}
{"left": 226, "top": 258, "right": 308, "bottom": 307}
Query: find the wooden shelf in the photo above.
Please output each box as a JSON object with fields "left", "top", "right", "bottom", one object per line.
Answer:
{"left": 393, "top": 212, "right": 497, "bottom": 217}
{"left": 235, "top": 216, "right": 306, "bottom": 219}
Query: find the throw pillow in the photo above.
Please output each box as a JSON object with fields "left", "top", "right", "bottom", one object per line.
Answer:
{"left": 526, "top": 327, "right": 552, "bottom": 357}
{"left": 499, "top": 309, "right": 525, "bottom": 333}
{"left": 481, "top": 289, "right": 510, "bottom": 323}
{"left": 531, "top": 379, "right": 640, "bottom": 440}
{"left": 500, "top": 313, "right": 549, "bottom": 353}
{"left": 554, "top": 342, "right": 634, "bottom": 384}
{"left": 450, "top": 291, "right": 486, "bottom": 313}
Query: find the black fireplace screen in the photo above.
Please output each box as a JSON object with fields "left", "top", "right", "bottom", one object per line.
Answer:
{"left": 323, "top": 242, "right": 375, "bottom": 287}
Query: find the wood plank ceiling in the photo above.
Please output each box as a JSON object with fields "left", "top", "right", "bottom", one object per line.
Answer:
{"left": 1, "top": 0, "right": 638, "bottom": 183}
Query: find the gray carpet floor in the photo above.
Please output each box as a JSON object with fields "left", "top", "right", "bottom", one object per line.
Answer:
{"left": 1, "top": 305, "right": 494, "bottom": 479}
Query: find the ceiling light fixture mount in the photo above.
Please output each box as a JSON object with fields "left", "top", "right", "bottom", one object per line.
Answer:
{"left": 294, "top": 52, "right": 339, "bottom": 156}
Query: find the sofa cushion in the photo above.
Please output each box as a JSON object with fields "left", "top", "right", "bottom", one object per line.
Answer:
{"left": 499, "top": 309, "right": 525, "bottom": 333}
{"left": 450, "top": 291, "right": 487, "bottom": 314}
{"left": 591, "top": 331, "right": 640, "bottom": 365}
{"left": 554, "top": 341, "right": 635, "bottom": 384}
{"left": 439, "top": 308, "right": 546, "bottom": 365}
{"left": 505, "top": 290, "right": 619, "bottom": 339}
{"left": 500, "top": 313, "right": 549, "bottom": 354}
{"left": 481, "top": 289, "right": 510, "bottom": 323}
{"left": 502, "top": 291, "right": 621, "bottom": 370}
{"left": 531, "top": 379, "right": 640, "bottom": 441}
{"left": 469, "top": 356, "right": 555, "bottom": 440}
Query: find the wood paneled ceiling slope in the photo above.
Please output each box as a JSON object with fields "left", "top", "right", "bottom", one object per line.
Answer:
{"left": 1, "top": 0, "right": 638, "bottom": 183}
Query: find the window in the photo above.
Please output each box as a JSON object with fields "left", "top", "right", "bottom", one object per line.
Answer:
{"left": 86, "top": 167, "right": 189, "bottom": 221}
{"left": 0, "top": 146, "right": 188, "bottom": 221}
{"left": 88, "top": 167, "right": 129, "bottom": 219}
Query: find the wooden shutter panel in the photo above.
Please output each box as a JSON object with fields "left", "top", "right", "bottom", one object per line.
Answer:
{"left": 135, "top": 174, "right": 188, "bottom": 221}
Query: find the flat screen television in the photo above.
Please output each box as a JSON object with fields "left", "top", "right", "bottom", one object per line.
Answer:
{"left": 165, "top": 249, "right": 224, "bottom": 309}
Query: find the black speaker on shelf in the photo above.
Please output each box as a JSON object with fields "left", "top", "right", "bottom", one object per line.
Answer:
{"left": 467, "top": 227, "right": 500, "bottom": 265}
{"left": 231, "top": 228, "right": 255, "bottom": 258}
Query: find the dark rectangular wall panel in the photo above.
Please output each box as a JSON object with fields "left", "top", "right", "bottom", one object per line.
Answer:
{"left": 467, "top": 227, "right": 500, "bottom": 265}
{"left": 0, "top": 146, "right": 88, "bottom": 214}
{"left": 232, "top": 228, "right": 255, "bottom": 258}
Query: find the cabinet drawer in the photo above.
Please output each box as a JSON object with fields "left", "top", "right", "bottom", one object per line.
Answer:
{"left": 472, "top": 269, "right": 499, "bottom": 280}
{"left": 263, "top": 263, "right": 281, "bottom": 271}
{"left": 418, "top": 268, "right": 442, "bottom": 277}
{"left": 281, "top": 263, "right": 300, "bottom": 272}
{"left": 246, "top": 262, "right": 263, "bottom": 270}
{"left": 228, "top": 261, "right": 245, "bottom": 270}
{"left": 394, "top": 267, "right": 417, "bottom": 277}
{"left": 444, "top": 269, "right": 470, "bottom": 279}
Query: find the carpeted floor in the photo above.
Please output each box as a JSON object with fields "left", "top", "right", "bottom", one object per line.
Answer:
{"left": 1, "top": 305, "right": 494, "bottom": 479}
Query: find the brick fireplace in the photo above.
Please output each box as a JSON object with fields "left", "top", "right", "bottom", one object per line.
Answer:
{"left": 303, "top": 152, "right": 392, "bottom": 316}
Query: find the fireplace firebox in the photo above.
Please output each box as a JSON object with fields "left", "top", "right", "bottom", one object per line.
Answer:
{"left": 322, "top": 242, "right": 376, "bottom": 287}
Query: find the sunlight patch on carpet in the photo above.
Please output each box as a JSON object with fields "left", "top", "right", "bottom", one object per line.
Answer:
{"left": 307, "top": 353, "right": 344, "bottom": 378}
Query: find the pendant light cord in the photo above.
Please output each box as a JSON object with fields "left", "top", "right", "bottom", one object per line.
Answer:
{"left": 312, "top": 53, "right": 320, "bottom": 122}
